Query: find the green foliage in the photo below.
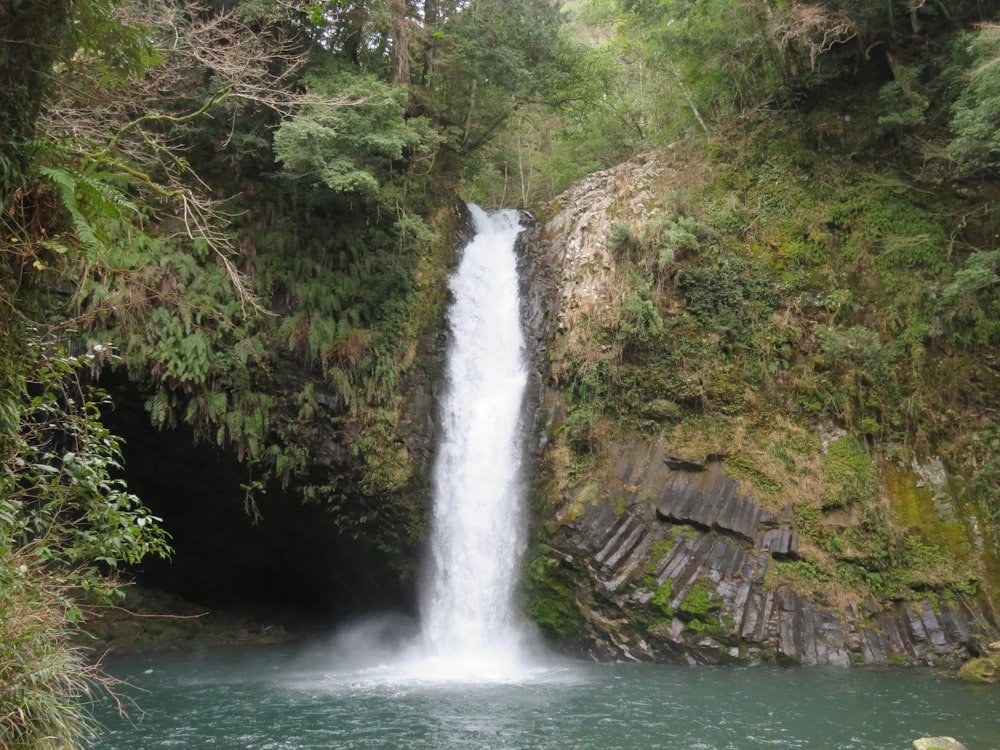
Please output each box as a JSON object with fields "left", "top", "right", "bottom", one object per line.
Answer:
{"left": 648, "top": 535, "right": 677, "bottom": 561}
{"left": 948, "top": 26, "right": 1000, "bottom": 175}
{"left": 677, "top": 256, "right": 777, "bottom": 344}
{"left": 36, "top": 164, "right": 139, "bottom": 257}
{"left": 877, "top": 67, "right": 929, "bottom": 134}
{"left": 971, "top": 426, "right": 1000, "bottom": 522}
{"left": 938, "top": 250, "right": 1000, "bottom": 345}
{"left": 608, "top": 222, "right": 640, "bottom": 261}
{"left": 536, "top": 0, "right": 1000, "bottom": 642}
{"left": 524, "top": 545, "right": 585, "bottom": 639}
{"left": 644, "top": 215, "right": 703, "bottom": 271}
{"left": 428, "top": 0, "right": 568, "bottom": 151}
{"left": 766, "top": 559, "right": 833, "bottom": 589}
{"left": 0, "top": 549, "right": 100, "bottom": 750}
{"left": 0, "top": 4, "right": 179, "bottom": 738}
{"left": 0, "top": 340, "right": 169, "bottom": 749}
{"left": 677, "top": 577, "right": 720, "bottom": 621}
{"left": 1, "top": 341, "right": 171, "bottom": 585}
{"left": 0, "top": 0, "right": 153, "bottom": 206}
{"left": 275, "top": 74, "right": 438, "bottom": 196}
{"left": 820, "top": 435, "right": 878, "bottom": 510}
{"left": 617, "top": 271, "right": 663, "bottom": 348}
{"left": 649, "top": 578, "right": 674, "bottom": 618}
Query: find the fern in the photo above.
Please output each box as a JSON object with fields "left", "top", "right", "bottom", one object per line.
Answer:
{"left": 37, "top": 165, "right": 137, "bottom": 258}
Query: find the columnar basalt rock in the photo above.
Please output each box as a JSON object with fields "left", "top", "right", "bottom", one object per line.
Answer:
{"left": 544, "top": 439, "right": 985, "bottom": 665}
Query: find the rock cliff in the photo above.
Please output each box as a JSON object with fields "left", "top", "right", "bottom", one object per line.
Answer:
{"left": 545, "top": 442, "right": 980, "bottom": 665}
{"left": 525, "top": 152, "right": 1000, "bottom": 666}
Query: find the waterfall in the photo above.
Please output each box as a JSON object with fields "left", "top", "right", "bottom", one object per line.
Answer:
{"left": 419, "top": 204, "right": 531, "bottom": 674}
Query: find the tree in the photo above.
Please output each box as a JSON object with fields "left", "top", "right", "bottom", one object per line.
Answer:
{"left": 947, "top": 24, "right": 1000, "bottom": 175}
{"left": 422, "top": 0, "right": 568, "bottom": 151}
{"left": 0, "top": 1, "right": 314, "bottom": 745}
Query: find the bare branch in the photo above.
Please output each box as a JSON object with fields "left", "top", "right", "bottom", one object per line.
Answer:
{"left": 39, "top": 0, "right": 371, "bottom": 323}
{"left": 768, "top": 3, "right": 857, "bottom": 72}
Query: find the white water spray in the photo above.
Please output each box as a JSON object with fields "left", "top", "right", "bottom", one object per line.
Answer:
{"left": 418, "top": 205, "right": 531, "bottom": 675}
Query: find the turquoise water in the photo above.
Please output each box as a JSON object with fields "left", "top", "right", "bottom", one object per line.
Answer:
{"left": 90, "top": 642, "right": 1000, "bottom": 750}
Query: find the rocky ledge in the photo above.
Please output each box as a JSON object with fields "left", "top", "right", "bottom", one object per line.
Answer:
{"left": 543, "top": 437, "right": 990, "bottom": 666}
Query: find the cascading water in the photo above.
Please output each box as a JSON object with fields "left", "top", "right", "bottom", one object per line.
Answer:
{"left": 418, "top": 205, "right": 531, "bottom": 675}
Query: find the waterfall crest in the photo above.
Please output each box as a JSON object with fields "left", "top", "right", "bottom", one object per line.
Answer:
{"left": 418, "top": 204, "right": 531, "bottom": 675}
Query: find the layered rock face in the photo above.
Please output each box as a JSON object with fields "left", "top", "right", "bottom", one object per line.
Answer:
{"left": 548, "top": 440, "right": 980, "bottom": 665}
{"left": 526, "top": 153, "right": 998, "bottom": 666}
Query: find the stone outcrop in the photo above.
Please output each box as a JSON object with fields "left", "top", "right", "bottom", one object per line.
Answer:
{"left": 545, "top": 439, "right": 986, "bottom": 666}
{"left": 957, "top": 652, "right": 1000, "bottom": 683}
{"left": 525, "top": 152, "right": 999, "bottom": 667}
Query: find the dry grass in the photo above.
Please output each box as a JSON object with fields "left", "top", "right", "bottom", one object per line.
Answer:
{"left": 0, "top": 549, "right": 127, "bottom": 750}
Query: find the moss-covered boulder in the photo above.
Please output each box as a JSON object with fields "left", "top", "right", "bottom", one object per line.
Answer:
{"left": 957, "top": 654, "right": 1000, "bottom": 684}
{"left": 912, "top": 738, "right": 968, "bottom": 750}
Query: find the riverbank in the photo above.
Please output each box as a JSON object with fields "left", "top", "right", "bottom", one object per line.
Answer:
{"left": 75, "top": 586, "right": 293, "bottom": 656}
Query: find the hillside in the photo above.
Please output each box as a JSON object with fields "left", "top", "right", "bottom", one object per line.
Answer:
{"left": 523, "top": 84, "right": 1000, "bottom": 662}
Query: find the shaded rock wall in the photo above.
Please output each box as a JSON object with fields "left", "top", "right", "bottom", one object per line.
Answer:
{"left": 547, "top": 439, "right": 983, "bottom": 666}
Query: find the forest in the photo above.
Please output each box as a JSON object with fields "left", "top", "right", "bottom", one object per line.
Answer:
{"left": 3, "top": 0, "right": 1000, "bottom": 746}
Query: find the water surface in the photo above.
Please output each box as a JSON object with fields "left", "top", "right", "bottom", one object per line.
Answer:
{"left": 91, "top": 643, "right": 1000, "bottom": 750}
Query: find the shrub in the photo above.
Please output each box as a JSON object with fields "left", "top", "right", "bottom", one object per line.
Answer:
{"left": 0, "top": 340, "right": 170, "bottom": 749}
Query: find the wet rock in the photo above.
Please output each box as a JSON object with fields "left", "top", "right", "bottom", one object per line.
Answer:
{"left": 958, "top": 654, "right": 1000, "bottom": 683}
{"left": 913, "top": 739, "right": 968, "bottom": 750}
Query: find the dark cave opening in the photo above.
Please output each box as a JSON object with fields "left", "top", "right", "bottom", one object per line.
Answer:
{"left": 100, "top": 382, "right": 418, "bottom": 631}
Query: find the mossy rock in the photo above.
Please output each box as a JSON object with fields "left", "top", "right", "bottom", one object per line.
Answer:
{"left": 649, "top": 579, "right": 674, "bottom": 618}
{"left": 641, "top": 398, "right": 683, "bottom": 421}
{"left": 524, "top": 547, "right": 585, "bottom": 639}
{"left": 912, "top": 738, "right": 968, "bottom": 750}
{"left": 677, "top": 577, "right": 721, "bottom": 620}
{"left": 527, "top": 589, "right": 585, "bottom": 639}
{"left": 957, "top": 655, "right": 1000, "bottom": 684}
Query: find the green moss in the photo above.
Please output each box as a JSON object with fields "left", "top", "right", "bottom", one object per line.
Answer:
{"left": 722, "top": 610, "right": 735, "bottom": 632}
{"left": 527, "top": 589, "right": 584, "bottom": 639}
{"left": 821, "top": 435, "right": 878, "bottom": 510}
{"left": 687, "top": 618, "right": 725, "bottom": 637}
{"left": 649, "top": 578, "right": 674, "bottom": 618}
{"left": 958, "top": 655, "right": 1000, "bottom": 684}
{"left": 649, "top": 535, "right": 677, "bottom": 561}
{"left": 524, "top": 545, "right": 585, "bottom": 640}
{"left": 678, "top": 577, "right": 721, "bottom": 620}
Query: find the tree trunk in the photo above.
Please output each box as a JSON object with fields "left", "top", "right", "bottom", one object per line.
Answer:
{"left": 389, "top": 0, "right": 410, "bottom": 87}
{"left": 667, "top": 58, "right": 710, "bottom": 136}
{"left": 0, "top": 0, "right": 71, "bottom": 204}
{"left": 461, "top": 77, "right": 477, "bottom": 146}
